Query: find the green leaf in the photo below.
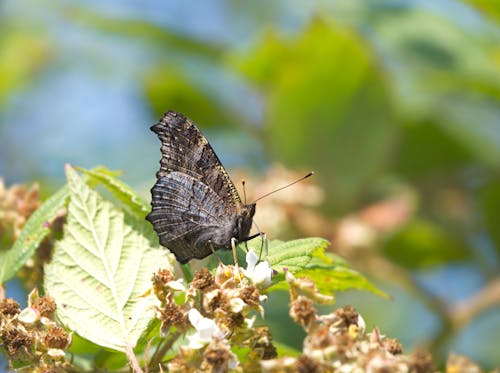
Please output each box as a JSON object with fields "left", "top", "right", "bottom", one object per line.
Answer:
{"left": 77, "top": 166, "right": 150, "bottom": 217}
{"left": 210, "top": 237, "right": 329, "bottom": 271}
{"left": 0, "top": 186, "right": 69, "bottom": 283}
{"left": 265, "top": 238, "right": 330, "bottom": 272}
{"left": 44, "top": 165, "right": 172, "bottom": 352}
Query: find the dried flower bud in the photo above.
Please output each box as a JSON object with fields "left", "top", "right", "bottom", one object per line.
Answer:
{"left": 238, "top": 285, "right": 261, "bottom": 308}
{"left": 297, "top": 354, "right": 321, "bottom": 373}
{"left": 32, "top": 296, "right": 57, "bottom": 318}
{"left": 290, "top": 296, "right": 316, "bottom": 330}
{"left": 0, "top": 325, "right": 33, "bottom": 356}
{"left": 202, "top": 340, "right": 238, "bottom": 372}
{"left": 410, "top": 350, "right": 434, "bottom": 373}
{"left": 383, "top": 338, "right": 403, "bottom": 355}
{"left": 335, "top": 305, "right": 359, "bottom": 327}
{"left": 152, "top": 269, "right": 174, "bottom": 286}
{"left": 191, "top": 267, "right": 216, "bottom": 291}
{"left": 0, "top": 298, "right": 21, "bottom": 317}
{"left": 42, "top": 326, "right": 71, "bottom": 349}
{"left": 159, "top": 302, "right": 189, "bottom": 332}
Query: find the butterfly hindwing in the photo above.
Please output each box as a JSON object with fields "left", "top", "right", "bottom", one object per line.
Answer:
{"left": 151, "top": 110, "right": 241, "bottom": 214}
{"left": 147, "top": 171, "right": 235, "bottom": 263}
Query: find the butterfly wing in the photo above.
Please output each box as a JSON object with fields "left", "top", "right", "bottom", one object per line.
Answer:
{"left": 147, "top": 172, "right": 235, "bottom": 263}
{"left": 151, "top": 110, "right": 241, "bottom": 214}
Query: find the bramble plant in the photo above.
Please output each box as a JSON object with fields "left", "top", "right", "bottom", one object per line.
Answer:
{"left": 0, "top": 166, "right": 490, "bottom": 372}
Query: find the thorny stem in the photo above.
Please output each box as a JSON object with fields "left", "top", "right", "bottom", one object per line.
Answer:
{"left": 148, "top": 331, "right": 181, "bottom": 370}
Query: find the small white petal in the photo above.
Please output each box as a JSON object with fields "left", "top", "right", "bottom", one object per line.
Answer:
{"left": 229, "top": 298, "right": 246, "bottom": 313}
{"left": 188, "top": 309, "right": 203, "bottom": 328}
{"left": 357, "top": 314, "right": 366, "bottom": 333}
{"left": 40, "top": 317, "right": 56, "bottom": 326}
{"left": 252, "top": 261, "right": 272, "bottom": 287}
{"left": 18, "top": 308, "right": 38, "bottom": 324}
{"left": 47, "top": 348, "right": 66, "bottom": 358}
{"left": 245, "top": 316, "right": 256, "bottom": 328}
{"left": 245, "top": 250, "right": 258, "bottom": 274}
{"left": 167, "top": 279, "right": 186, "bottom": 291}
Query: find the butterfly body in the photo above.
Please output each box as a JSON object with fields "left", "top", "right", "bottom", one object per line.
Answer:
{"left": 147, "top": 110, "right": 256, "bottom": 263}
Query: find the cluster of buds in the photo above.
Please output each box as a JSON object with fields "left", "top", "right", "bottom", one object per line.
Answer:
{"left": 0, "top": 179, "right": 40, "bottom": 248}
{"left": 152, "top": 250, "right": 276, "bottom": 372}
{"left": 0, "top": 178, "right": 66, "bottom": 289}
{"left": 0, "top": 289, "right": 72, "bottom": 372}
{"left": 262, "top": 271, "right": 437, "bottom": 372}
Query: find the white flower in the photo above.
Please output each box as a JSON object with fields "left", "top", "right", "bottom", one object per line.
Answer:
{"left": 187, "top": 309, "right": 224, "bottom": 349}
{"left": 244, "top": 250, "right": 272, "bottom": 288}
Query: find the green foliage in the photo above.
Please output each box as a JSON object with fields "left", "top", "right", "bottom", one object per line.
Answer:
{"left": 0, "top": 186, "right": 68, "bottom": 283}
{"left": 77, "top": 166, "right": 150, "bottom": 217}
{"left": 480, "top": 179, "right": 500, "bottom": 256}
{"left": 231, "top": 19, "right": 396, "bottom": 213}
{"left": 384, "top": 219, "right": 471, "bottom": 268}
{"left": 44, "top": 166, "right": 171, "bottom": 352}
{"left": 212, "top": 237, "right": 386, "bottom": 298}
{"left": 0, "top": 26, "right": 52, "bottom": 107}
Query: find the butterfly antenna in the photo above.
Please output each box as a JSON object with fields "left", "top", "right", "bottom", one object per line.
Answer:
{"left": 252, "top": 172, "right": 314, "bottom": 203}
{"left": 242, "top": 179, "right": 247, "bottom": 204}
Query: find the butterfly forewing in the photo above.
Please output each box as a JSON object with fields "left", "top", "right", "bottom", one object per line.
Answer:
{"left": 151, "top": 111, "right": 241, "bottom": 214}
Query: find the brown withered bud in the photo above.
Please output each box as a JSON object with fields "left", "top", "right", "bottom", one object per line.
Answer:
{"left": 331, "top": 331, "right": 353, "bottom": 358}
{"left": 152, "top": 269, "right": 174, "bottom": 285}
{"left": 204, "top": 289, "right": 227, "bottom": 315}
{"left": 159, "top": 302, "right": 189, "bottom": 331}
{"left": 258, "top": 341, "right": 277, "bottom": 360}
{"left": 238, "top": 285, "right": 260, "bottom": 308}
{"left": 152, "top": 269, "right": 175, "bottom": 302}
{"left": 191, "top": 268, "right": 216, "bottom": 291}
{"left": 410, "top": 350, "right": 434, "bottom": 373}
{"left": 304, "top": 324, "right": 335, "bottom": 353}
{"left": 290, "top": 296, "right": 316, "bottom": 329}
{"left": 0, "top": 298, "right": 21, "bottom": 317}
{"left": 203, "top": 341, "right": 236, "bottom": 372}
{"left": 335, "top": 305, "right": 359, "bottom": 327}
{"left": 222, "top": 312, "right": 245, "bottom": 330}
{"left": 42, "top": 326, "right": 71, "bottom": 349}
{"left": 32, "top": 296, "right": 57, "bottom": 318}
{"left": 249, "top": 326, "right": 277, "bottom": 360}
{"left": 1, "top": 325, "right": 33, "bottom": 356}
{"left": 383, "top": 338, "right": 403, "bottom": 355}
{"left": 297, "top": 354, "right": 321, "bottom": 373}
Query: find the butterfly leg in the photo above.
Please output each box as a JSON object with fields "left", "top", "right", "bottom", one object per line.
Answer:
{"left": 208, "top": 240, "right": 223, "bottom": 265}
{"left": 231, "top": 237, "right": 243, "bottom": 282}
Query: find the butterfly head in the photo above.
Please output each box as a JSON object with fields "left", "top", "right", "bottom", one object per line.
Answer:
{"left": 236, "top": 203, "right": 256, "bottom": 242}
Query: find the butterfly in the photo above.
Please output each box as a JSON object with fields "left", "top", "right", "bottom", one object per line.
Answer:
{"left": 146, "top": 110, "right": 258, "bottom": 263}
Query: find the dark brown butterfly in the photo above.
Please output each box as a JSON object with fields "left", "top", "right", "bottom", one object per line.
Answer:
{"left": 146, "top": 110, "right": 257, "bottom": 263}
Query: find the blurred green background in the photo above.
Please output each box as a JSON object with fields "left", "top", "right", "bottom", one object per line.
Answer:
{"left": 1, "top": 0, "right": 499, "bottom": 369}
